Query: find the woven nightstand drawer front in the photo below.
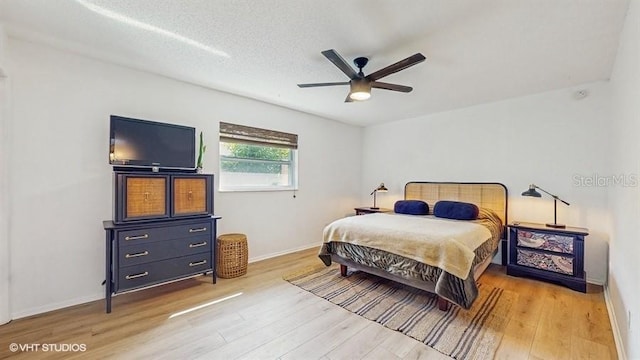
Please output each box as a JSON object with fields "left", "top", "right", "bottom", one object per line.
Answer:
{"left": 516, "top": 229, "right": 574, "bottom": 254}
{"left": 516, "top": 249, "right": 574, "bottom": 275}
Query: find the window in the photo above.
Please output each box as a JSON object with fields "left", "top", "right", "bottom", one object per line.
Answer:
{"left": 219, "top": 122, "right": 298, "bottom": 191}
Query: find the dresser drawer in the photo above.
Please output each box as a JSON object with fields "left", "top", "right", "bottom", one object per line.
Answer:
{"left": 516, "top": 229, "right": 574, "bottom": 254}
{"left": 117, "top": 253, "right": 212, "bottom": 292}
{"left": 117, "top": 221, "right": 211, "bottom": 247}
{"left": 516, "top": 248, "right": 574, "bottom": 275}
{"left": 118, "top": 236, "right": 211, "bottom": 267}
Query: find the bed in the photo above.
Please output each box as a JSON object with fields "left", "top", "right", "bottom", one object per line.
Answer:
{"left": 319, "top": 182, "right": 508, "bottom": 310}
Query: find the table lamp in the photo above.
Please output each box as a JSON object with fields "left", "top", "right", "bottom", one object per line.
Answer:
{"left": 521, "top": 184, "right": 570, "bottom": 228}
{"left": 370, "top": 183, "right": 388, "bottom": 210}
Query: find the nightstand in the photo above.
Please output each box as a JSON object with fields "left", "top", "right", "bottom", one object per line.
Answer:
{"left": 354, "top": 207, "right": 392, "bottom": 215}
{"left": 507, "top": 222, "right": 588, "bottom": 292}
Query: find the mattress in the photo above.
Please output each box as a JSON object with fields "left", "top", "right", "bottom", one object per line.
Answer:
{"left": 318, "top": 209, "right": 503, "bottom": 308}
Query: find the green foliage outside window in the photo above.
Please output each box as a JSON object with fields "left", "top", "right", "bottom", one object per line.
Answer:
{"left": 221, "top": 143, "right": 291, "bottom": 173}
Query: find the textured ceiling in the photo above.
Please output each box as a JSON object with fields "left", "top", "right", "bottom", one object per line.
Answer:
{"left": 0, "top": 0, "right": 630, "bottom": 126}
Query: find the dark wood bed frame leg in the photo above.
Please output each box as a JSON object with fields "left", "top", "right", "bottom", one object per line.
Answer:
{"left": 340, "top": 264, "right": 347, "bottom": 276}
{"left": 437, "top": 296, "right": 449, "bottom": 311}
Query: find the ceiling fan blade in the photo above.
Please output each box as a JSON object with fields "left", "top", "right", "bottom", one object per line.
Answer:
{"left": 344, "top": 94, "right": 354, "bottom": 103}
{"left": 371, "top": 81, "right": 413, "bottom": 93}
{"left": 297, "top": 81, "right": 350, "bottom": 88}
{"left": 322, "top": 49, "right": 359, "bottom": 80}
{"left": 366, "top": 53, "right": 426, "bottom": 81}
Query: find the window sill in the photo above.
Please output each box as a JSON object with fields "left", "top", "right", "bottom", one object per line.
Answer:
{"left": 218, "top": 187, "right": 298, "bottom": 193}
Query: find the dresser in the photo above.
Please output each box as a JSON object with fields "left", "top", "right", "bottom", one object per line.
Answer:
{"left": 507, "top": 222, "right": 588, "bottom": 292}
{"left": 104, "top": 171, "right": 219, "bottom": 313}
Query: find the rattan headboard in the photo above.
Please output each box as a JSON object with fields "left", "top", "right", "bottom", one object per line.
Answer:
{"left": 404, "top": 182, "right": 508, "bottom": 227}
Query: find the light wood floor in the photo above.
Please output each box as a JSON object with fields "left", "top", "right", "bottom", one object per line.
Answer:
{"left": 0, "top": 248, "right": 617, "bottom": 360}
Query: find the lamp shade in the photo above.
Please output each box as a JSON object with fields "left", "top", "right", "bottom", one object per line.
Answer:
{"left": 376, "top": 183, "right": 388, "bottom": 192}
{"left": 521, "top": 184, "right": 542, "bottom": 197}
{"left": 349, "top": 79, "right": 371, "bottom": 101}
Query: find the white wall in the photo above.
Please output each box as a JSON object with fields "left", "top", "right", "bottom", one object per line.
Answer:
{"left": 5, "top": 38, "right": 362, "bottom": 318}
{"left": 0, "top": 23, "right": 10, "bottom": 325}
{"left": 607, "top": 0, "right": 640, "bottom": 358}
{"left": 361, "top": 82, "right": 612, "bottom": 284}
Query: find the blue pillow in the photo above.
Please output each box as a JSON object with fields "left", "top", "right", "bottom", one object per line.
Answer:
{"left": 433, "top": 201, "right": 479, "bottom": 220}
{"left": 394, "top": 200, "right": 429, "bottom": 215}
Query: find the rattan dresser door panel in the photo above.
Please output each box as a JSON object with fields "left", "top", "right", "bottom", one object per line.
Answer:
{"left": 126, "top": 177, "right": 167, "bottom": 219}
{"left": 173, "top": 178, "right": 207, "bottom": 216}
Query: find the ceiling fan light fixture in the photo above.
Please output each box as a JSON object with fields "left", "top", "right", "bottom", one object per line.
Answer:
{"left": 349, "top": 79, "right": 371, "bottom": 101}
{"left": 349, "top": 91, "right": 371, "bottom": 101}
{"left": 298, "top": 49, "right": 426, "bottom": 103}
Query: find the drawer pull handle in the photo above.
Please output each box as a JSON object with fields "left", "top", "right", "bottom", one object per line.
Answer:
{"left": 189, "top": 227, "right": 207, "bottom": 233}
{"left": 125, "top": 271, "right": 149, "bottom": 280}
{"left": 125, "top": 234, "right": 149, "bottom": 241}
{"left": 189, "top": 260, "right": 207, "bottom": 267}
{"left": 189, "top": 242, "right": 207, "bottom": 248}
{"left": 125, "top": 251, "right": 149, "bottom": 258}
{"left": 188, "top": 190, "right": 193, "bottom": 200}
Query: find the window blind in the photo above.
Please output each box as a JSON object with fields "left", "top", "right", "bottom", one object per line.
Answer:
{"left": 219, "top": 122, "right": 298, "bottom": 149}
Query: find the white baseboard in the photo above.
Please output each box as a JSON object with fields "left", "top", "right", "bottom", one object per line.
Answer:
{"left": 604, "top": 284, "right": 626, "bottom": 360}
{"left": 248, "top": 243, "right": 319, "bottom": 263}
{"left": 7, "top": 246, "right": 320, "bottom": 321}
{"left": 587, "top": 276, "right": 606, "bottom": 286}
{"left": 11, "top": 293, "right": 103, "bottom": 321}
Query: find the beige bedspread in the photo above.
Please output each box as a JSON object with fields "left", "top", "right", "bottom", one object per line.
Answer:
{"left": 322, "top": 213, "right": 492, "bottom": 279}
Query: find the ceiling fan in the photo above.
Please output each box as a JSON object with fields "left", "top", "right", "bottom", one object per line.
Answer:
{"left": 298, "top": 49, "right": 426, "bottom": 102}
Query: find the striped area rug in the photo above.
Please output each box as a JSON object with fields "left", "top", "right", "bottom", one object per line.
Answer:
{"left": 285, "top": 266, "right": 514, "bottom": 360}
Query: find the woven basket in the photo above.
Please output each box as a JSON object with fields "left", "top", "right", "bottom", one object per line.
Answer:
{"left": 216, "top": 233, "right": 248, "bottom": 278}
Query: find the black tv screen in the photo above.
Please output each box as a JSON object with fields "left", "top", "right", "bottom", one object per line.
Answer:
{"left": 109, "top": 115, "right": 196, "bottom": 170}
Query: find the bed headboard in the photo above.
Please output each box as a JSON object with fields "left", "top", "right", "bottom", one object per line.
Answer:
{"left": 404, "top": 182, "right": 508, "bottom": 227}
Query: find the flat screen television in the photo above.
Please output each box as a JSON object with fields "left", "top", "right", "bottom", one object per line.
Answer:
{"left": 109, "top": 115, "right": 196, "bottom": 170}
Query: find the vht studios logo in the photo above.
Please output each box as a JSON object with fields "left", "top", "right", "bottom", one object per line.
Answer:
{"left": 9, "top": 343, "right": 87, "bottom": 353}
{"left": 573, "top": 173, "right": 638, "bottom": 187}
